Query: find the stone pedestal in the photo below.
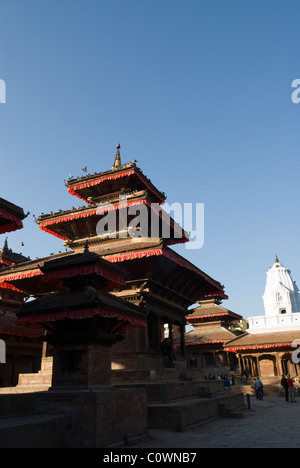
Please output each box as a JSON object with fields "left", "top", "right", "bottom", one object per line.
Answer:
{"left": 39, "top": 318, "right": 148, "bottom": 447}
{"left": 35, "top": 388, "right": 148, "bottom": 447}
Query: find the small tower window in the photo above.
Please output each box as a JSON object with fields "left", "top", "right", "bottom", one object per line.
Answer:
{"left": 280, "top": 309, "right": 287, "bottom": 315}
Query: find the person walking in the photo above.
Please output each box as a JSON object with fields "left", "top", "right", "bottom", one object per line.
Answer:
{"left": 281, "top": 374, "right": 289, "bottom": 402}
{"left": 287, "top": 375, "right": 297, "bottom": 403}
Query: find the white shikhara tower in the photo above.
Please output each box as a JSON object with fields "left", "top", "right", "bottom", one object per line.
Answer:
{"left": 248, "top": 256, "right": 300, "bottom": 333}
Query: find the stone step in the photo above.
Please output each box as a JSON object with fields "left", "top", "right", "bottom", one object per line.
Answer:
{"left": 114, "top": 379, "right": 225, "bottom": 403}
{"left": 0, "top": 413, "right": 67, "bottom": 448}
{"left": 18, "top": 372, "right": 52, "bottom": 387}
{"left": 112, "top": 367, "right": 205, "bottom": 385}
{"left": 112, "top": 367, "right": 182, "bottom": 383}
{"left": 148, "top": 393, "right": 245, "bottom": 431}
{"left": 128, "top": 381, "right": 222, "bottom": 402}
{"left": 0, "top": 386, "right": 49, "bottom": 394}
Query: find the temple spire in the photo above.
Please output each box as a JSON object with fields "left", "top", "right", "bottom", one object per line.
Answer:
{"left": 112, "top": 143, "right": 122, "bottom": 170}
{"left": 275, "top": 254, "right": 279, "bottom": 264}
{"left": 2, "top": 237, "right": 8, "bottom": 253}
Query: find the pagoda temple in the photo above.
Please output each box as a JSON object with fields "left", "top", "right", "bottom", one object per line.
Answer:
{"left": 0, "top": 147, "right": 245, "bottom": 446}
{"left": 34, "top": 144, "right": 227, "bottom": 370}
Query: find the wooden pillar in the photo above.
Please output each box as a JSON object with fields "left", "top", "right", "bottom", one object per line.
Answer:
{"left": 275, "top": 352, "right": 281, "bottom": 377}
{"left": 180, "top": 322, "right": 185, "bottom": 357}
{"left": 168, "top": 320, "right": 173, "bottom": 348}
{"left": 237, "top": 354, "right": 243, "bottom": 374}
{"left": 257, "top": 354, "right": 262, "bottom": 377}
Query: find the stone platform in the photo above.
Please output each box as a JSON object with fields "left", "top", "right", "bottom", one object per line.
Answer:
{"left": 113, "top": 367, "right": 245, "bottom": 431}
{"left": 148, "top": 393, "right": 245, "bottom": 431}
{"left": 0, "top": 393, "right": 66, "bottom": 448}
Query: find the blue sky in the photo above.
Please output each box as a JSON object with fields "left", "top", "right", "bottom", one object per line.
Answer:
{"left": 1, "top": 0, "right": 300, "bottom": 319}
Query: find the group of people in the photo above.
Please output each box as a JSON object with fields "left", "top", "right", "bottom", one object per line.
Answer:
{"left": 160, "top": 340, "right": 298, "bottom": 404}
{"left": 281, "top": 374, "right": 297, "bottom": 403}
{"left": 204, "top": 373, "right": 235, "bottom": 384}
{"left": 251, "top": 375, "right": 298, "bottom": 402}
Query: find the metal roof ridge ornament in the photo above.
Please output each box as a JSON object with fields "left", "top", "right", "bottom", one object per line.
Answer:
{"left": 112, "top": 143, "right": 122, "bottom": 170}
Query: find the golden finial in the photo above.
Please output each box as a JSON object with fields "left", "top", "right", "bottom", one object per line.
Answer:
{"left": 112, "top": 143, "right": 122, "bottom": 169}
{"left": 275, "top": 255, "right": 279, "bottom": 263}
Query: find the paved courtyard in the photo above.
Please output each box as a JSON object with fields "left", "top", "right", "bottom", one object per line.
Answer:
{"left": 126, "top": 395, "right": 300, "bottom": 448}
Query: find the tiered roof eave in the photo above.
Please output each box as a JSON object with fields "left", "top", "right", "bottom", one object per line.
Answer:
{"left": 0, "top": 197, "right": 28, "bottom": 234}
{"left": 65, "top": 161, "right": 166, "bottom": 205}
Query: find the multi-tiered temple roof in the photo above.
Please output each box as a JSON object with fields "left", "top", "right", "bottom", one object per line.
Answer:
{"left": 0, "top": 197, "right": 27, "bottom": 234}
{"left": 185, "top": 298, "right": 243, "bottom": 349}
{"left": 15, "top": 246, "right": 146, "bottom": 331}
{"left": 37, "top": 147, "right": 187, "bottom": 251}
{"left": 34, "top": 145, "right": 226, "bottom": 304}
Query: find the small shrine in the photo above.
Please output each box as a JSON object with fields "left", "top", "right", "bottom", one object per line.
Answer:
{"left": 16, "top": 244, "right": 147, "bottom": 389}
{"left": 0, "top": 242, "right": 148, "bottom": 446}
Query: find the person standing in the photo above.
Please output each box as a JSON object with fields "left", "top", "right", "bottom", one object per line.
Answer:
{"left": 255, "top": 377, "right": 264, "bottom": 400}
{"left": 281, "top": 374, "right": 289, "bottom": 402}
{"left": 224, "top": 376, "right": 231, "bottom": 395}
{"left": 287, "top": 375, "right": 297, "bottom": 403}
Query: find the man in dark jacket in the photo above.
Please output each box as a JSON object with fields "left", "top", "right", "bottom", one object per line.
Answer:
{"left": 281, "top": 374, "right": 289, "bottom": 402}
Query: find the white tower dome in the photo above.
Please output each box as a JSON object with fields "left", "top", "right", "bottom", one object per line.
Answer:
{"left": 262, "top": 256, "right": 300, "bottom": 317}
{"left": 248, "top": 256, "right": 300, "bottom": 333}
